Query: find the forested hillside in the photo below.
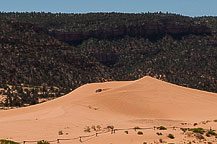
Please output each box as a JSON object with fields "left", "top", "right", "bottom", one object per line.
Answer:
{"left": 0, "top": 12, "right": 216, "bottom": 107}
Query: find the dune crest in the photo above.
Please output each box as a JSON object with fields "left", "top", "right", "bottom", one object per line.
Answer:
{"left": 81, "top": 76, "right": 217, "bottom": 120}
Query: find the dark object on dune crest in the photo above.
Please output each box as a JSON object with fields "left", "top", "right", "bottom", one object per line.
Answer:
{"left": 96, "top": 89, "right": 103, "bottom": 93}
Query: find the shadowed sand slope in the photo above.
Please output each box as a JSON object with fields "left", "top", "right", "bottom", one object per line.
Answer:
{"left": 0, "top": 76, "right": 217, "bottom": 142}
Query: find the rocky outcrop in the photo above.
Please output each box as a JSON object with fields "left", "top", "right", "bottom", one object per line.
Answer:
{"left": 10, "top": 20, "right": 211, "bottom": 44}
{"left": 48, "top": 20, "right": 211, "bottom": 44}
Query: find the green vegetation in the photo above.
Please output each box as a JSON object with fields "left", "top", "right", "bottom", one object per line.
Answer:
{"left": 168, "top": 134, "right": 175, "bottom": 139}
{"left": 37, "top": 141, "right": 50, "bottom": 144}
{"left": 143, "top": 142, "right": 147, "bottom": 144}
{"left": 206, "top": 132, "right": 211, "bottom": 137}
{"left": 84, "top": 126, "right": 91, "bottom": 132}
{"left": 157, "top": 126, "right": 167, "bottom": 130}
{"left": 206, "top": 130, "right": 217, "bottom": 136}
{"left": 195, "top": 133, "right": 205, "bottom": 140}
{"left": 124, "top": 131, "right": 128, "bottom": 134}
{"left": 0, "top": 140, "right": 20, "bottom": 144}
{"left": 137, "top": 131, "right": 143, "bottom": 135}
{"left": 180, "top": 128, "right": 188, "bottom": 132}
{"left": 189, "top": 128, "right": 205, "bottom": 134}
{"left": 0, "top": 12, "right": 217, "bottom": 107}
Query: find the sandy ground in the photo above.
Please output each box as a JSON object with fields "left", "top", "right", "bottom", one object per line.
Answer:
{"left": 0, "top": 76, "right": 217, "bottom": 144}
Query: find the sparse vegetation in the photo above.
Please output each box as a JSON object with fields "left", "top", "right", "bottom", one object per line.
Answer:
{"left": 107, "top": 125, "right": 114, "bottom": 131}
{"left": 58, "top": 130, "right": 63, "bottom": 135}
{"left": 189, "top": 128, "right": 205, "bottom": 134}
{"left": 37, "top": 141, "right": 50, "bottom": 144}
{"left": 91, "top": 125, "right": 96, "bottom": 131}
{"left": 195, "top": 133, "right": 205, "bottom": 140}
{"left": 159, "top": 138, "right": 163, "bottom": 143}
{"left": 137, "top": 131, "right": 143, "bottom": 135}
{"left": 0, "top": 140, "right": 20, "bottom": 144}
{"left": 180, "top": 128, "right": 188, "bottom": 133}
{"left": 96, "top": 125, "right": 101, "bottom": 131}
{"left": 84, "top": 126, "right": 91, "bottom": 132}
{"left": 206, "top": 130, "right": 217, "bottom": 136}
{"left": 134, "top": 126, "right": 141, "bottom": 130}
{"left": 206, "top": 132, "right": 211, "bottom": 137}
{"left": 168, "top": 134, "right": 175, "bottom": 139}
{"left": 124, "top": 131, "right": 128, "bottom": 134}
{"left": 156, "top": 132, "right": 162, "bottom": 135}
{"left": 157, "top": 126, "right": 167, "bottom": 130}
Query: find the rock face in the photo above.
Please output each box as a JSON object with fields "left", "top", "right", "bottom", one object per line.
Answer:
{"left": 48, "top": 20, "right": 211, "bottom": 44}
{"left": 10, "top": 20, "right": 209, "bottom": 44}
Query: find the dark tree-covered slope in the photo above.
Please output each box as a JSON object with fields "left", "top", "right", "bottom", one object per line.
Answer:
{"left": 0, "top": 12, "right": 216, "bottom": 107}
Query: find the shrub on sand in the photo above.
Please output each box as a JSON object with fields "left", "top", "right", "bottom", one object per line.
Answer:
{"left": 195, "top": 133, "right": 205, "bottom": 140}
{"left": 180, "top": 128, "right": 188, "bottom": 132}
{"left": 134, "top": 126, "right": 141, "bottom": 130}
{"left": 96, "top": 125, "right": 101, "bottom": 131}
{"left": 0, "top": 140, "right": 20, "bottom": 144}
{"left": 58, "top": 130, "right": 63, "bottom": 135}
{"left": 157, "top": 126, "right": 167, "bottom": 130}
{"left": 206, "top": 130, "right": 217, "bottom": 136}
{"left": 37, "top": 141, "right": 50, "bottom": 144}
{"left": 84, "top": 126, "right": 91, "bottom": 132}
{"left": 156, "top": 132, "right": 162, "bottom": 135}
{"left": 189, "top": 128, "right": 205, "bottom": 134}
{"left": 107, "top": 125, "right": 114, "bottom": 130}
{"left": 168, "top": 134, "right": 175, "bottom": 139}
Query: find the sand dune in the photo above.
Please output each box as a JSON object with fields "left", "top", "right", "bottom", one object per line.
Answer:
{"left": 0, "top": 76, "right": 217, "bottom": 143}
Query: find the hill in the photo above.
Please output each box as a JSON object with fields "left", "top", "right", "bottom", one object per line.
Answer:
{"left": 0, "top": 76, "right": 217, "bottom": 143}
{"left": 0, "top": 12, "right": 217, "bottom": 106}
